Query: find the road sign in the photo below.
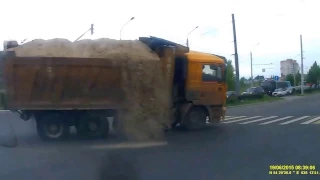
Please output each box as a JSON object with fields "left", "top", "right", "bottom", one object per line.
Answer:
{"left": 274, "top": 75, "right": 279, "bottom": 81}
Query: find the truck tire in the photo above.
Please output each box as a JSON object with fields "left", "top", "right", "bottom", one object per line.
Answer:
{"left": 181, "top": 106, "right": 207, "bottom": 130}
{"left": 76, "top": 114, "right": 109, "bottom": 139}
{"left": 36, "top": 113, "right": 70, "bottom": 141}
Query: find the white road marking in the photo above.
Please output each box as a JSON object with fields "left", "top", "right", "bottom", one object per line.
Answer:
{"left": 279, "top": 116, "right": 310, "bottom": 125}
{"left": 301, "top": 116, "right": 320, "bottom": 124}
{"left": 239, "top": 116, "right": 278, "bottom": 124}
{"left": 222, "top": 116, "right": 261, "bottom": 124}
{"left": 224, "top": 116, "right": 246, "bottom": 120}
{"left": 259, "top": 116, "right": 293, "bottom": 125}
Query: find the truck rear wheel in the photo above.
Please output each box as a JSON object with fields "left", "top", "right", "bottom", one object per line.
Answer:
{"left": 76, "top": 114, "right": 109, "bottom": 139}
{"left": 36, "top": 113, "right": 70, "bottom": 141}
{"left": 181, "top": 106, "right": 207, "bottom": 130}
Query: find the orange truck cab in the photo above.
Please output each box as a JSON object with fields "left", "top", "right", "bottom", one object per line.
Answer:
{"left": 140, "top": 37, "right": 227, "bottom": 130}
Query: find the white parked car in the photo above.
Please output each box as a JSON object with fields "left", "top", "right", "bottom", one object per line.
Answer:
{"left": 272, "top": 88, "right": 287, "bottom": 97}
{"left": 286, "top": 87, "right": 295, "bottom": 95}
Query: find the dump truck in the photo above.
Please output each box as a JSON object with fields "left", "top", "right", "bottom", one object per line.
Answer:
{"left": 0, "top": 37, "right": 227, "bottom": 141}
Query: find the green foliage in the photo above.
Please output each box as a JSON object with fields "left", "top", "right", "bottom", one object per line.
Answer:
{"left": 306, "top": 61, "right": 320, "bottom": 84}
{"left": 240, "top": 77, "right": 246, "bottom": 87}
{"left": 225, "top": 60, "right": 263, "bottom": 92}
{"left": 286, "top": 71, "right": 301, "bottom": 86}
{"left": 285, "top": 74, "right": 294, "bottom": 86}
{"left": 295, "top": 71, "right": 301, "bottom": 85}
{"left": 226, "top": 60, "right": 235, "bottom": 91}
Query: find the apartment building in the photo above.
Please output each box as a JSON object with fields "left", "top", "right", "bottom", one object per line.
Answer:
{"left": 280, "top": 59, "right": 300, "bottom": 79}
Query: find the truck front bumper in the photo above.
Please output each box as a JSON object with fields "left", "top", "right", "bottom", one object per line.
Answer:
{"left": 221, "top": 106, "right": 226, "bottom": 121}
{"left": 207, "top": 106, "right": 226, "bottom": 123}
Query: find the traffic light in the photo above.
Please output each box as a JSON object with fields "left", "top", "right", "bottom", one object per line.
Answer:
{"left": 91, "top": 24, "right": 94, "bottom": 35}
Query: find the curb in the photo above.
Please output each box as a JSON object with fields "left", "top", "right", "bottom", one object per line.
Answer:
{"left": 227, "top": 99, "right": 283, "bottom": 108}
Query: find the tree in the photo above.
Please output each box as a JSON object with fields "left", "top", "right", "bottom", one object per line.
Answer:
{"left": 306, "top": 61, "right": 320, "bottom": 84}
{"left": 240, "top": 77, "right": 246, "bottom": 87}
{"left": 226, "top": 60, "right": 235, "bottom": 91}
{"left": 285, "top": 74, "right": 294, "bottom": 86}
{"left": 295, "top": 71, "right": 301, "bottom": 85}
{"left": 239, "top": 77, "right": 248, "bottom": 91}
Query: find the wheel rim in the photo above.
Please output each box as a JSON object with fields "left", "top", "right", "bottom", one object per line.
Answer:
{"left": 188, "top": 108, "right": 207, "bottom": 126}
{"left": 88, "top": 119, "right": 101, "bottom": 132}
{"left": 206, "top": 116, "right": 210, "bottom": 124}
{"left": 89, "top": 121, "right": 98, "bottom": 132}
{"left": 44, "top": 123, "right": 64, "bottom": 138}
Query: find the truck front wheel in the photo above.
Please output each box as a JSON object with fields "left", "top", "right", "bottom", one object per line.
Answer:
{"left": 181, "top": 106, "right": 208, "bottom": 130}
{"left": 36, "top": 113, "right": 70, "bottom": 141}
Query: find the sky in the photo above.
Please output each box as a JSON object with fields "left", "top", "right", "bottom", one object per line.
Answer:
{"left": 1, "top": 0, "right": 319, "bottom": 78}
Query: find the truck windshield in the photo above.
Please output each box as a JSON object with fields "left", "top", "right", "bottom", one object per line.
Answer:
{"left": 202, "top": 64, "right": 224, "bottom": 82}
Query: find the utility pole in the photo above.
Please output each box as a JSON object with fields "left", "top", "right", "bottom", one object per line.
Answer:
{"left": 232, "top": 14, "right": 240, "bottom": 95}
{"left": 300, "top": 35, "right": 304, "bottom": 95}
{"left": 292, "top": 63, "right": 296, "bottom": 86}
{"left": 250, "top": 51, "right": 253, "bottom": 87}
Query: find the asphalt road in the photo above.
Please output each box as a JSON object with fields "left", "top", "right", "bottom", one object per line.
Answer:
{"left": 226, "top": 93, "right": 320, "bottom": 116}
{"left": 0, "top": 94, "right": 320, "bottom": 180}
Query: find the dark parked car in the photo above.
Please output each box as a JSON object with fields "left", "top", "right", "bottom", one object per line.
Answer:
{"left": 261, "top": 80, "right": 291, "bottom": 96}
{"left": 226, "top": 91, "right": 237, "bottom": 102}
{"left": 240, "top": 87, "right": 265, "bottom": 99}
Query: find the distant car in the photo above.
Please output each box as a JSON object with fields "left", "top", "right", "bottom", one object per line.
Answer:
{"left": 286, "top": 87, "right": 295, "bottom": 95}
{"left": 272, "top": 88, "right": 287, "bottom": 97}
{"left": 226, "top": 91, "right": 237, "bottom": 102}
{"left": 261, "top": 80, "right": 291, "bottom": 96}
{"left": 241, "top": 87, "right": 265, "bottom": 98}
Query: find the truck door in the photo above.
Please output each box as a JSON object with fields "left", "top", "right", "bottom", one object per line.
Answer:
{"left": 200, "top": 63, "right": 225, "bottom": 105}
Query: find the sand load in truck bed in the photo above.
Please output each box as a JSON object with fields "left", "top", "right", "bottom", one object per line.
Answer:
{"left": 9, "top": 38, "right": 171, "bottom": 142}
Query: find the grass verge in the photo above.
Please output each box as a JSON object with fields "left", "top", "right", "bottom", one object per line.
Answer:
{"left": 227, "top": 95, "right": 283, "bottom": 107}
{"left": 296, "top": 89, "right": 320, "bottom": 96}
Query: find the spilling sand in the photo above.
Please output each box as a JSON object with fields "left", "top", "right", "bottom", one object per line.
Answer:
{"left": 10, "top": 38, "right": 171, "bottom": 142}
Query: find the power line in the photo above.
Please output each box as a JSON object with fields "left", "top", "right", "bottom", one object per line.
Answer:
{"left": 175, "top": 21, "right": 232, "bottom": 44}
{"left": 200, "top": 21, "right": 232, "bottom": 36}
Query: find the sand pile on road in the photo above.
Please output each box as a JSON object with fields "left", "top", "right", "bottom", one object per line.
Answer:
{"left": 10, "top": 38, "right": 171, "bottom": 142}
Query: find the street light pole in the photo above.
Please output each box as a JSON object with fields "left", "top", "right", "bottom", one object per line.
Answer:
{"left": 292, "top": 62, "right": 296, "bottom": 86}
{"left": 232, "top": 14, "right": 240, "bottom": 95}
{"left": 250, "top": 51, "right": 253, "bottom": 87}
{"left": 300, "top": 34, "right": 304, "bottom": 95}
{"left": 74, "top": 24, "right": 94, "bottom": 42}
{"left": 186, "top": 26, "right": 198, "bottom": 48}
{"left": 120, "top": 17, "right": 135, "bottom": 40}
